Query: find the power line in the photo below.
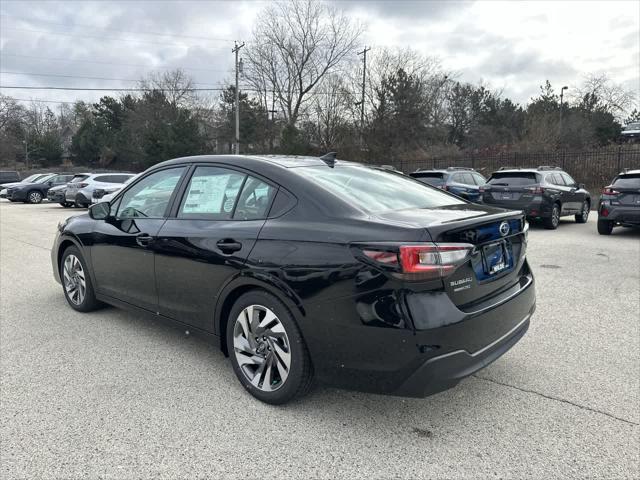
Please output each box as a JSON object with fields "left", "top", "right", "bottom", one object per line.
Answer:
{"left": 0, "top": 85, "right": 236, "bottom": 92}
{"left": 1, "top": 26, "right": 233, "bottom": 50}
{"left": 0, "top": 13, "right": 236, "bottom": 42}
{"left": 0, "top": 71, "right": 230, "bottom": 87}
{"left": 0, "top": 53, "right": 233, "bottom": 73}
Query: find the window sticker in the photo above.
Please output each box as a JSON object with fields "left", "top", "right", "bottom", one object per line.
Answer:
{"left": 182, "top": 174, "right": 234, "bottom": 214}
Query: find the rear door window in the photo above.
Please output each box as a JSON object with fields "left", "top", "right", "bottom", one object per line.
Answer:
{"left": 178, "top": 166, "right": 246, "bottom": 219}
{"left": 488, "top": 172, "right": 539, "bottom": 186}
{"left": 460, "top": 173, "right": 475, "bottom": 185}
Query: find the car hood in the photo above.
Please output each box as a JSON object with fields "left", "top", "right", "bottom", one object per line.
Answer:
{"left": 0, "top": 181, "right": 24, "bottom": 188}
{"left": 49, "top": 184, "right": 67, "bottom": 192}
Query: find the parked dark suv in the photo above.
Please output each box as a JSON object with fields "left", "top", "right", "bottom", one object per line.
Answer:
{"left": 597, "top": 169, "right": 640, "bottom": 234}
{"left": 410, "top": 167, "right": 486, "bottom": 202}
{"left": 481, "top": 166, "right": 591, "bottom": 229}
{"left": 5, "top": 173, "right": 74, "bottom": 203}
{"left": 0, "top": 171, "right": 20, "bottom": 185}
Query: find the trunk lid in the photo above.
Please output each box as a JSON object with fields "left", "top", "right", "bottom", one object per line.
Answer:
{"left": 373, "top": 204, "right": 527, "bottom": 307}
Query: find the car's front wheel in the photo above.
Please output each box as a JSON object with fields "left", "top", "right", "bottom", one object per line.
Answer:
{"left": 575, "top": 201, "right": 590, "bottom": 223}
{"left": 27, "top": 191, "right": 43, "bottom": 204}
{"left": 61, "top": 246, "right": 102, "bottom": 312}
{"left": 597, "top": 219, "right": 614, "bottom": 235}
{"left": 226, "top": 290, "right": 313, "bottom": 404}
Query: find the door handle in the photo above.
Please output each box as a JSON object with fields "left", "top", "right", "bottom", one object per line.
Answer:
{"left": 216, "top": 239, "right": 242, "bottom": 253}
{"left": 136, "top": 234, "right": 154, "bottom": 247}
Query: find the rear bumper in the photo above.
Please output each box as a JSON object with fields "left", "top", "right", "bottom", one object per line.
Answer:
{"left": 482, "top": 199, "right": 552, "bottom": 218}
{"left": 303, "top": 264, "right": 535, "bottom": 397}
{"left": 600, "top": 205, "right": 640, "bottom": 225}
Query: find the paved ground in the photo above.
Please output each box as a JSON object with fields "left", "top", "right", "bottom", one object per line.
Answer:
{"left": 1, "top": 201, "right": 638, "bottom": 479}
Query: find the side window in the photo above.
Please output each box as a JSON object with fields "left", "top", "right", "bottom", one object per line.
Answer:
{"left": 547, "top": 174, "right": 562, "bottom": 185}
{"left": 472, "top": 173, "right": 486, "bottom": 185}
{"left": 117, "top": 167, "right": 185, "bottom": 219}
{"left": 450, "top": 174, "right": 463, "bottom": 184}
{"left": 178, "top": 166, "right": 246, "bottom": 219}
{"left": 561, "top": 173, "right": 576, "bottom": 186}
{"left": 461, "top": 173, "right": 475, "bottom": 185}
{"left": 233, "top": 176, "right": 276, "bottom": 220}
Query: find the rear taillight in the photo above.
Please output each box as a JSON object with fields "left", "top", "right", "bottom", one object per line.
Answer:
{"left": 479, "top": 187, "right": 485, "bottom": 193}
{"left": 602, "top": 187, "right": 619, "bottom": 196}
{"left": 527, "top": 186, "right": 545, "bottom": 194}
{"left": 362, "top": 243, "right": 473, "bottom": 280}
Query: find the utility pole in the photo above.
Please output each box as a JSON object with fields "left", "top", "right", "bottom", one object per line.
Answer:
{"left": 357, "top": 46, "right": 370, "bottom": 146}
{"left": 23, "top": 139, "right": 29, "bottom": 170}
{"left": 559, "top": 85, "right": 568, "bottom": 143}
{"left": 232, "top": 41, "right": 245, "bottom": 154}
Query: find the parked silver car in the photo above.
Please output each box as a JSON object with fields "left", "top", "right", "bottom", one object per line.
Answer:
{"left": 65, "top": 173, "right": 135, "bottom": 208}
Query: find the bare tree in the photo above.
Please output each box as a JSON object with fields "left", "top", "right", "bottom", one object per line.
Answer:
{"left": 573, "top": 73, "right": 636, "bottom": 120}
{"left": 139, "top": 69, "right": 197, "bottom": 108}
{"left": 308, "top": 74, "right": 353, "bottom": 150}
{"left": 244, "top": 0, "right": 363, "bottom": 127}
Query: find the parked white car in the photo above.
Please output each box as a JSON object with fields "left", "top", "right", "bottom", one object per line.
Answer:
{"left": 65, "top": 173, "right": 135, "bottom": 207}
{"left": 91, "top": 173, "right": 141, "bottom": 204}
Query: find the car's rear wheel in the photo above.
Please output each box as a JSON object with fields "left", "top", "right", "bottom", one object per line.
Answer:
{"left": 543, "top": 204, "right": 560, "bottom": 229}
{"left": 597, "top": 219, "right": 614, "bottom": 235}
{"left": 60, "top": 202, "right": 72, "bottom": 208}
{"left": 75, "top": 194, "right": 89, "bottom": 208}
{"left": 226, "top": 290, "right": 313, "bottom": 404}
{"left": 27, "top": 191, "right": 43, "bottom": 204}
{"left": 61, "top": 246, "right": 102, "bottom": 312}
{"left": 575, "top": 201, "right": 590, "bottom": 223}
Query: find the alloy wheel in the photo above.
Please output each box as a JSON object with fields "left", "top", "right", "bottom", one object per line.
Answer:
{"left": 582, "top": 203, "right": 589, "bottom": 220}
{"left": 63, "top": 254, "right": 86, "bottom": 305}
{"left": 552, "top": 207, "right": 559, "bottom": 227}
{"left": 29, "top": 192, "right": 42, "bottom": 203}
{"left": 233, "top": 304, "right": 291, "bottom": 392}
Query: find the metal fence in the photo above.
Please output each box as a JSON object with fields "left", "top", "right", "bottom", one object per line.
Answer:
{"left": 395, "top": 146, "right": 640, "bottom": 191}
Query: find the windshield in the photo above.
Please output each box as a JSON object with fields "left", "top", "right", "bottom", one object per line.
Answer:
{"left": 623, "top": 123, "right": 640, "bottom": 131}
{"left": 34, "top": 174, "right": 56, "bottom": 184}
{"left": 21, "top": 174, "right": 46, "bottom": 183}
{"left": 488, "top": 172, "right": 539, "bottom": 186}
{"left": 297, "top": 165, "right": 464, "bottom": 213}
{"left": 410, "top": 172, "right": 445, "bottom": 187}
{"left": 613, "top": 174, "right": 640, "bottom": 188}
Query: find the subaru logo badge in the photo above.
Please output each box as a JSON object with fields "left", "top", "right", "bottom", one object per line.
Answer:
{"left": 499, "top": 221, "right": 510, "bottom": 237}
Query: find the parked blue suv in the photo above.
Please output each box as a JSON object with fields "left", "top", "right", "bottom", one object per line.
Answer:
{"left": 409, "top": 167, "right": 487, "bottom": 202}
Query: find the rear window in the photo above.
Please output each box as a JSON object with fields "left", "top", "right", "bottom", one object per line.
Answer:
{"left": 410, "top": 172, "right": 445, "bottom": 186}
{"left": 613, "top": 174, "right": 640, "bottom": 188}
{"left": 94, "top": 174, "right": 132, "bottom": 183}
{"left": 488, "top": 172, "right": 540, "bottom": 186}
{"left": 298, "top": 165, "right": 464, "bottom": 213}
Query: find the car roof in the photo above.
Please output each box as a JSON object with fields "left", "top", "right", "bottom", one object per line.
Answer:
{"left": 150, "top": 154, "right": 362, "bottom": 171}
{"left": 619, "top": 169, "right": 640, "bottom": 175}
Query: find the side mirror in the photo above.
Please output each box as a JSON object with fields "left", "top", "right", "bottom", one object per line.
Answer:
{"left": 88, "top": 201, "right": 111, "bottom": 220}
{"left": 47, "top": 181, "right": 53, "bottom": 186}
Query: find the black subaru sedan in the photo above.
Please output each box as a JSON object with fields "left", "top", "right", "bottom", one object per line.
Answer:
{"left": 52, "top": 155, "right": 535, "bottom": 404}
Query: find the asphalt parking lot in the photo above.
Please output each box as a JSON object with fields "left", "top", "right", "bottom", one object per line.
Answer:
{"left": 1, "top": 201, "right": 638, "bottom": 479}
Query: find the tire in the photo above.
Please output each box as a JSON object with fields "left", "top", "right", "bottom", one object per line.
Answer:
{"left": 60, "top": 246, "right": 102, "bottom": 312}
{"left": 26, "top": 190, "right": 43, "bottom": 204}
{"left": 597, "top": 219, "right": 614, "bottom": 235}
{"left": 226, "top": 290, "right": 313, "bottom": 404}
{"left": 74, "top": 194, "right": 89, "bottom": 208}
{"left": 61, "top": 202, "right": 72, "bottom": 208}
{"left": 575, "top": 201, "right": 590, "bottom": 223}
{"left": 543, "top": 203, "right": 560, "bottom": 229}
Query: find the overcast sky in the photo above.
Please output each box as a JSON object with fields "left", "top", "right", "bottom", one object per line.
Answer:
{"left": 1, "top": 0, "right": 638, "bottom": 110}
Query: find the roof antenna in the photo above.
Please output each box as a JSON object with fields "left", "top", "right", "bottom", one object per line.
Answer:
{"left": 319, "top": 152, "right": 337, "bottom": 167}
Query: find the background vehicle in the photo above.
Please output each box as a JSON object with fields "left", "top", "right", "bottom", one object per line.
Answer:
{"left": 481, "top": 166, "right": 591, "bottom": 229}
{"left": 597, "top": 169, "right": 640, "bottom": 234}
{"left": 47, "top": 173, "right": 91, "bottom": 207}
{"left": 620, "top": 122, "right": 640, "bottom": 143}
{"left": 52, "top": 155, "right": 534, "bottom": 405}
{"left": 5, "top": 173, "right": 74, "bottom": 204}
{"left": 0, "top": 171, "right": 20, "bottom": 185}
{"left": 65, "top": 173, "right": 135, "bottom": 208}
{"left": 1, "top": 173, "right": 51, "bottom": 197}
{"left": 91, "top": 173, "right": 141, "bottom": 204}
{"left": 410, "top": 167, "right": 486, "bottom": 202}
